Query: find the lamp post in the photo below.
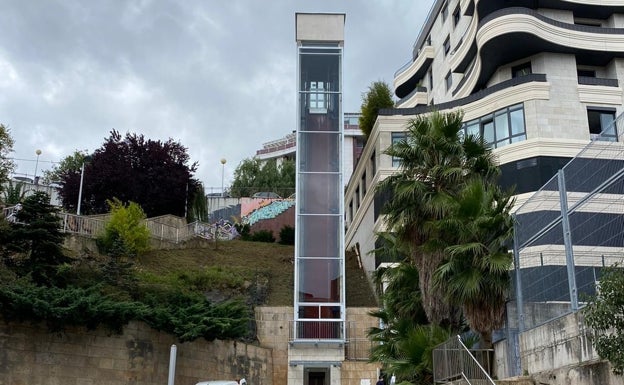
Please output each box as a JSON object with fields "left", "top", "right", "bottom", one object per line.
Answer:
{"left": 220, "top": 158, "right": 227, "bottom": 197}
{"left": 77, "top": 162, "right": 85, "bottom": 216}
{"left": 34, "top": 149, "right": 41, "bottom": 184}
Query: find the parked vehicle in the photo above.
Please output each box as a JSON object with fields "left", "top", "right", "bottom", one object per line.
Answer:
{"left": 252, "top": 192, "right": 281, "bottom": 199}
{"left": 195, "top": 380, "right": 245, "bottom": 385}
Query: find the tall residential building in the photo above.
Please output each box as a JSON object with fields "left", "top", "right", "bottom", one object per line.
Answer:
{"left": 345, "top": 0, "right": 624, "bottom": 275}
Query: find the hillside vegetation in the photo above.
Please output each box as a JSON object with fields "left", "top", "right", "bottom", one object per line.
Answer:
{"left": 1, "top": 231, "right": 377, "bottom": 342}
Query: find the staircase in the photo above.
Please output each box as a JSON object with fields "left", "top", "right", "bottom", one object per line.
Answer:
{"left": 433, "top": 335, "right": 496, "bottom": 385}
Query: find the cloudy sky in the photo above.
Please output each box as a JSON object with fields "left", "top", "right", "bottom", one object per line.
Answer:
{"left": 1, "top": 0, "right": 433, "bottom": 190}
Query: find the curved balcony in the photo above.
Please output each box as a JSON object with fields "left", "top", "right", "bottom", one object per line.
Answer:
{"left": 477, "top": 0, "right": 624, "bottom": 20}
{"left": 448, "top": 12, "right": 479, "bottom": 73}
{"left": 396, "top": 86, "right": 428, "bottom": 108}
{"left": 394, "top": 46, "right": 434, "bottom": 99}
{"left": 452, "top": 7, "right": 624, "bottom": 98}
{"left": 381, "top": 73, "right": 548, "bottom": 118}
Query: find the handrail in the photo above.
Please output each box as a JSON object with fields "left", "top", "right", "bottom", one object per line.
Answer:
{"left": 432, "top": 335, "right": 495, "bottom": 385}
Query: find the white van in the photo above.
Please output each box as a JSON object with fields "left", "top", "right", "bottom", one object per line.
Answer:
{"left": 195, "top": 382, "right": 238, "bottom": 385}
{"left": 195, "top": 379, "right": 246, "bottom": 385}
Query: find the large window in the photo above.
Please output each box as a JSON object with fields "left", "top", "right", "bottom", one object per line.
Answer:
{"left": 445, "top": 72, "right": 452, "bottom": 91}
{"left": 463, "top": 104, "right": 526, "bottom": 148}
{"left": 443, "top": 36, "right": 451, "bottom": 56}
{"left": 391, "top": 132, "right": 406, "bottom": 167}
{"left": 512, "top": 62, "right": 532, "bottom": 78}
{"left": 453, "top": 6, "right": 461, "bottom": 27}
{"left": 587, "top": 108, "right": 617, "bottom": 141}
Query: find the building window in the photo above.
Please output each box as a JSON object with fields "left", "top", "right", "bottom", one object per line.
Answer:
{"left": 587, "top": 108, "right": 617, "bottom": 141}
{"left": 453, "top": 6, "right": 461, "bottom": 27}
{"left": 463, "top": 104, "right": 527, "bottom": 148}
{"left": 426, "top": 35, "right": 432, "bottom": 46}
{"left": 308, "top": 81, "right": 328, "bottom": 113}
{"left": 441, "top": 2, "right": 448, "bottom": 21}
{"left": 428, "top": 68, "right": 434, "bottom": 91}
{"left": 370, "top": 151, "right": 376, "bottom": 176}
{"left": 391, "top": 132, "right": 406, "bottom": 167}
{"left": 512, "top": 62, "right": 532, "bottom": 78}
{"left": 348, "top": 200, "right": 353, "bottom": 222}
{"left": 361, "top": 171, "right": 367, "bottom": 197}
{"left": 445, "top": 72, "right": 452, "bottom": 91}
{"left": 355, "top": 187, "right": 360, "bottom": 209}
{"left": 443, "top": 36, "right": 451, "bottom": 56}
{"left": 577, "top": 69, "right": 596, "bottom": 78}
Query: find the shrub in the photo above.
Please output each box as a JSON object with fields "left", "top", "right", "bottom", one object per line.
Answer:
{"left": 251, "top": 230, "right": 275, "bottom": 243}
{"left": 234, "top": 223, "right": 251, "bottom": 241}
{"left": 97, "top": 198, "right": 150, "bottom": 257}
{"left": 278, "top": 225, "right": 295, "bottom": 245}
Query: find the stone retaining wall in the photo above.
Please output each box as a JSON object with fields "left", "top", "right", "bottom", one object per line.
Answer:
{"left": 0, "top": 320, "right": 272, "bottom": 385}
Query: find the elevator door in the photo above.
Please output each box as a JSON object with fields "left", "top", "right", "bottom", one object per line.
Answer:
{"left": 306, "top": 369, "right": 328, "bottom": 385}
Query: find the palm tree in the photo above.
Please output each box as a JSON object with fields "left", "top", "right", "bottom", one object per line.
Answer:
{"left": 368, "top": 319, "right": 453, "bottom": 385}
{"left": 371, "top": 248, "right": 428, "bottom": 325}
{"left": 378, "top": 110, "right": 498, "bottom": 328}
{"left": 432, "top": 178, "right": 514, "bottom": 348}
{"left": 2, "top": 180, "right": 26, "bottom": 205}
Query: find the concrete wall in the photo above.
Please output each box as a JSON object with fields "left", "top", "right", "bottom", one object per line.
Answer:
{"left": 0, "top": 320, "right": 272, "bottom": 385}
{"left": 255, "top": 306, "right": 380, "bottom": 385}
{"left": 494, "top": 311, "right": 624, "bottom": 385}
{"left": 250, "top": 206, "right": 295, "bottom": 243}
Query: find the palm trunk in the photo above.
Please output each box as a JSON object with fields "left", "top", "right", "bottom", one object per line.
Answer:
{"left": 413, "top": 249, "right": 461, "bottom": 329}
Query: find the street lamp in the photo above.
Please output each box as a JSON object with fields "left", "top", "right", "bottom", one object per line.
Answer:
{"left": 77, "top": 162, "right": 86, "bottom": 216}
{"left": 220, "top": 158, "right": 227, "bottom": 197}
{"left": 34, "top": 149, "right": 42, "bottom": 184}
{"left": 76, "top": 155, "right": 92, "bottom": 216}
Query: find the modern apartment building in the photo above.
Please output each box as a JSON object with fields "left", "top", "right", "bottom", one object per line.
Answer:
{"left": 345, "top": 0, "right": 624, "bottom": 276}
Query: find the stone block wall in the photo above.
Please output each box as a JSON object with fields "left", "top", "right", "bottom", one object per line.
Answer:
{"left": 0, "top": 320, "right": 272, "bottom": 385}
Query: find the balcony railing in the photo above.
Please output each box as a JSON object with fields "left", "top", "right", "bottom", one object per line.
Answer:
{"left": 578, "top": 76, "right": 619, "bottom": 87}
{"left": 288, "top": 320, "right": 375, "bottom": 361}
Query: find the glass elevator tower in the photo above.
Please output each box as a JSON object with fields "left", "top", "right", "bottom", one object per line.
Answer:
{"left": 294, "top": 13, "right": 345, "bottom": 342}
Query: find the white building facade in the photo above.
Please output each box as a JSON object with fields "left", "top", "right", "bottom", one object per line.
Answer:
{"left": 345, "top": 0, "right": 624, "bottom": 282}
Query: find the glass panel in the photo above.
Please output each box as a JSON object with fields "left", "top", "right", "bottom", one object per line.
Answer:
{"left": 496, "top": 140, "right": 510, "bottom": 148}
{"left": 600, "top": 112, "right": 615, "bottom": 132}
{"left": 391, "top": 132, "right": 406, "bottom": 167}
{"left": 300, "top": 173, "right": 340, "bottom": 214}
{"left": 510, "top": 109, "right": 525, "bottom": 135}
{"left": 299, "top": 93, "right": 341, "bottom": 131}
{"left": 297, "top": 215, "right": 341, "bottom": 258}
{"left": 495, "top": 112, "right": 509, "bottom": 142}
{"left": 299, "top": 53, "right": 340, "bottom": 92}
{"left": 298, "top": 132, "right": 340, "bottom": 172}
{"left": 482, "top": 120, "right": 495, "bottom": 144}
{"left": 298, "top": 258, "right": 342, "bottom": 302}
{"left": 465, "top": 121, "right": 479, "bottom": 137}
{"left": 298, "top": 306, "right": 341, "bottom": 319}
{"left": 511, "top": 134, "right": 526, "bottom": 143}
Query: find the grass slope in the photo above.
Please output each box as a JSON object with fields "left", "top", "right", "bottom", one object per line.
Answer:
{"left": 136, "top": 239, "right": 377, "bottom": 307}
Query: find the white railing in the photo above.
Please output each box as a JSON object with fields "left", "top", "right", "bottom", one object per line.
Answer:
{"left": 432, "top": 335, "right": 495, "bottom": 385}
{"left": 2, "top": 207, "right": 239, "bottom": 244}
{"left": 61, "top": 213, "right": 106, "bottom": 236}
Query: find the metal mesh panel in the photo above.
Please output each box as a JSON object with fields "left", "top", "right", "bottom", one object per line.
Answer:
{"left": 511, "top": 114, "right": 624, "bottom": 332}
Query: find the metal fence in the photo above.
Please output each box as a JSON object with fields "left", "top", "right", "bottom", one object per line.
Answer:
{"left": 0, "top": 207, "right": 237, "bottom": 244}
{"left": 432, "top": 335, "right": 495, "bottom": 385}
{"left": 510, "top": 114, "right": 624, "bottom": 333}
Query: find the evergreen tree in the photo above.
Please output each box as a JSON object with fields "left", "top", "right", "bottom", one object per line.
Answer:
{"left": 359, "top": 81, "right": 394, "bottom": 138}
{"left": 2, "top": 191, "right": 69, "bottom": 285}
